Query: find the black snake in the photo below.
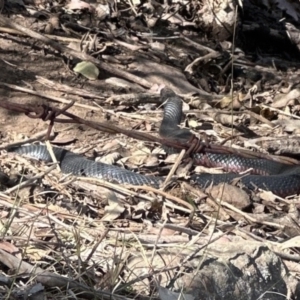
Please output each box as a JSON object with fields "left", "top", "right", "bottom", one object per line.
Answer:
{"left": 8, "top": 88, "right": 300, "bottom": 197}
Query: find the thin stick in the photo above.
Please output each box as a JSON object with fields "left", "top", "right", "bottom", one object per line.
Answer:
{"left": 162, "top": 149, "right": 186, "bottom": 188}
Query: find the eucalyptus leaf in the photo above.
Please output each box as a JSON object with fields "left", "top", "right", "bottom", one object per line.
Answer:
{"left": 73, "top": 61, "right": 99, "bottom": 80}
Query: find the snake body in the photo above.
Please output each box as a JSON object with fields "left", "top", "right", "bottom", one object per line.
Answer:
{"left": 9, "top": 88, "right": 300, "bottom": 197}
{"left": 12, "top": 145, "right": 161, "bottom": 187}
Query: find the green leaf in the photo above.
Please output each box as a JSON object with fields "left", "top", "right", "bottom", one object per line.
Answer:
{"left": 73, "top": 61, "right": 99, "bottom": 80}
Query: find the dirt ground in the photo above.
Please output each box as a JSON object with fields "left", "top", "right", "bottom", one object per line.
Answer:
{"left": 0, "top": 33, "right": 150, "bottom": 156}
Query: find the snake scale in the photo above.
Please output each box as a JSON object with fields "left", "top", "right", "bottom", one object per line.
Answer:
{"left": 9, "top": 88, "right": 300, "bottom": 197}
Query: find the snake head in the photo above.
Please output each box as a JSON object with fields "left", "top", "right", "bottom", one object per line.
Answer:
{"left": 160, "top": 87, "right": 178, "bottom": 102}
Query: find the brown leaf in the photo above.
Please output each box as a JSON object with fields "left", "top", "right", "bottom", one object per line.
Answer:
{"left": 97, "top": 152, "right": 121, "bottom": 165}
{"left": 121, "top": 147, "right": 151, "bottom": 166}
{"left": 0, "top": 241, "right": 20, "bottom": 257}
{"left": 272, "top": 89, "right": 300, "bottom": 108}
{"left": 207, "top": 183, "right": 251, "bottom": 210}
{"left": 101, "top": 191, "right": 125, "bottom": 221}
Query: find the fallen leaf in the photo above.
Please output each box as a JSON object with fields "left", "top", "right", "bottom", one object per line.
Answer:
{"left": 280, "top": 236, "right": 300, "bottom": 250}
{"left": 207, "top": 183, "right": 251, "bottom": 210}
{"left": 0, "top": 241, "right": 20, "bottom": 257}
{"left": 272, "top": 89, "right": 300, "bottom": 108}
{"left": 65, "top": 0, "right": 95, "bottom": 13}
{"left": 97, "top": 152, "right": 121, "bottom": 165}
{"left": 73, "top": 61, "right": 99, "bottom": 80}
{"left": 25, "top": 246, "right": 50, "bottom": 261}
{"left": 102, "top": 191, "right": 125, "bottom": 221}
{"left": 121, "top": 147, "right": 151, "bottom": 166}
